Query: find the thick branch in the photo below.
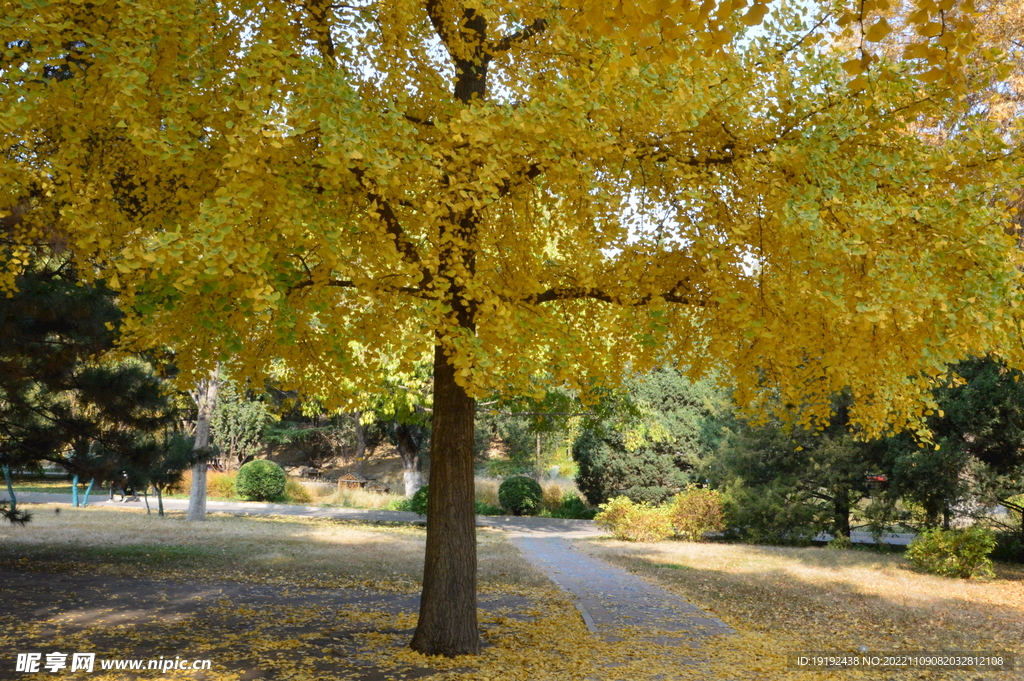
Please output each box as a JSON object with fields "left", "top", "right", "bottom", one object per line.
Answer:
{"left": 289, "top": 277, "right": 427, "bottom": 298}
{"left": 527, "top": 285, "right": 706, "bottom": 306}
{"left": 424, "top": 0, "right": 457, "bottom": 54}
{"left": 495, "top": 163, "right": 543, "bottom": 198}
{"left": 304, "top": 0, "right": 337, "bottom": 66}
{"left": 489, "top": 18, "right": 548, "bottom": 56}
{"left": 350, "top": 167, "right": 424, "bottom": 271}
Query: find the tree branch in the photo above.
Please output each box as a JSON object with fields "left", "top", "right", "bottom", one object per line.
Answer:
{"left": 304, "top": 0, "right": 338, "bottom": 67}
{"left": 489, "top": 18, "right": 548, "bottom": 56}
{"left": 289, "top": 277, "right": 428, "bottom": 298}
{"left": 526, "top": 284, "right": 706, "bottom": 307}
{"left": 424, "top": 0, "right": 457, "bottom": 54}
{"left": 350, "top": 167, "right": 424, "bottom": 270}
{"left": 494, "top": 162, "right": 543, "bottom": 198}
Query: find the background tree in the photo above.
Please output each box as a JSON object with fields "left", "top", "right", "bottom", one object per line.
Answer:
{"left": 574, "top": 368, "right": 720, "bottom": 505}
{"left": 186, "top": 367, "right": 221, "bottom": 522}
{"left": 210, "top": 389, "right": 274, "bottom": 469}
{"left": 706, "top": 399, "right": 890, "bottom": 544}
{"left": 0, "top": 263, "right": 173, "bottom": 511}
{"left": 3, "top": 0, "right": 1020, "bottom": 655}
{"left": 140, "top": 432, "right": 201, "bottom": 516}
{"left": 886, "top": 357, "right": 1024, "bottom": 535}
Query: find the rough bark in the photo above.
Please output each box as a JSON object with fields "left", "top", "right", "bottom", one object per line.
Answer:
{"left": 410, "top": 4, "right": 488, "bottom": 656}
{"left": 394, "top": 423, "right": 423, "bottom": 498}
{"left": 187, "top": 365, "right": 221, "bottom": 522}
{"left": 409, "top": 344, "right": 479, "bottom": 656}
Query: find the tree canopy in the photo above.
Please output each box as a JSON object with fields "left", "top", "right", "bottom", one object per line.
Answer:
{"left": 2, "top": 0, "right": 1022, "bottom": 656}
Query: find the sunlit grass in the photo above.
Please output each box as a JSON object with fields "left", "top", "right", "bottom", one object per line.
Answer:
{"left": 8, "top": 479, "right": 86, "bottom": 496}
{"left": 580, "top": 537, "right": 1024, "bottom": 672}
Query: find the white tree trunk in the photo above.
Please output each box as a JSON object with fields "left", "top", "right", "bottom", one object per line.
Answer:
{"left": 187, "top": 365, "right": 221, "bottom": 522}
{"left": 404, "top": 469, "right": 423, "bottom": 499}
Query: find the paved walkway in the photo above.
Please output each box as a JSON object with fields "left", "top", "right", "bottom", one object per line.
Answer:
{"left": 511, "top": 536, "right": 730, "bottom": 641}
{"left": 8, "top": 492, "right": 731, "bottom": 645}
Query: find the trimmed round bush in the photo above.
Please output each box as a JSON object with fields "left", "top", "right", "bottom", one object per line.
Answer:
{"left": 410, "top": 485, "right": 429, "bottom": 516}
{"left": 498, "top": 475, "right": 543, "bottom": 516}
{"left": 235, "top": 460, "right": 286, "bottom": 501}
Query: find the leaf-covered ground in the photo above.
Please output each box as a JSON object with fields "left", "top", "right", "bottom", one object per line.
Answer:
{"left": 580, "top": 538, "right": 1024, "bottom": 680}
{"left": 1, "top": 506, "right": 1021, "bottom": 680}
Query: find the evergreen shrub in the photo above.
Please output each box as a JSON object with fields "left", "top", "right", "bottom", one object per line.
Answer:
{"left": 498, "top": 475, "right": 543, "bottom": 516}
{"left": 551, "top": 492, "right": 596, "bottom": 519}
{"left": 410, "top": 485, "right": 429, "bottom": 516}
{"left": 235, "top": 460, "right": 286, "bottom": 501}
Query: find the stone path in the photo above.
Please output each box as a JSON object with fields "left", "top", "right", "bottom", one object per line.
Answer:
{"left": 510, "top": 535, "right": 731, "bottom": 642}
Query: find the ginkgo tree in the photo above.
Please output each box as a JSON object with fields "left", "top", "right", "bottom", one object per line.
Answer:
{"left": 2, "top": 0, "right": 1022, "bottom": 656}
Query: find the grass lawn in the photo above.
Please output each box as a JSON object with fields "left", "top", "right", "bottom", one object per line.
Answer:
{"left": 3, "top": 507, "right": 1021, "bottom": 679}
{"left": 6, "top": 480, "right": 91, "bottom": 496}
{"left": 580, "top": 538, "right": 1024, "bottom": 679}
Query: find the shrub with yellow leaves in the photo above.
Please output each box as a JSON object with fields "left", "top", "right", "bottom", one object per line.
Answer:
{"left": 669, "top": 486, "right": 726, "bottom": 542}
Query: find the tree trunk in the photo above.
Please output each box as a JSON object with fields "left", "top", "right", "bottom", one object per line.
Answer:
{"left": 833, "top": 488, "right": 851, "bottom": 538}
{"left": 353, "top": 411, "right": 366, "bottom": 461}
{"left": 410, "top": 8, "right": 486, "bottom": 656}
{"left": 82, "top": 478, "right": 94, "bottom": 507}
{"left": 2, "top": 465, "right": 15, "bottom": 512}
{"left": 156, "top": 486, "right": 164, "bottom": 516}
{"left": 187, "top": 365, "right": 221, "bottom": 522}
{"left": 72, "top": 473, "right": 80, "bottom": 507}
{"left": 410, "top": 344, "right": 479, "bottom": 656}
{"left": 394, "top": 423, "right": 423, "bottom": 498}
{"left": 535, "top": 431, "right": 542, "bottom": 481}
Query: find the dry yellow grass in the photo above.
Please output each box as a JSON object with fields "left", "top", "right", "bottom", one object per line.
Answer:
{"left": 170, "top": 469, "right": 237, "bottom": 498}
{"left": 0, "top": 504, "right": 549, "bottom": 592}
{"left": 580, "top": 538, "right": 1024, "bottom": 678}
{"left": 475, "top": 477, "right": 501, "bottom": 507}
{"left": 540, "top": 478, "right": 579, "bottom": 511}
{"left": 324, "top": 486, "right": 405, "bottom": 509}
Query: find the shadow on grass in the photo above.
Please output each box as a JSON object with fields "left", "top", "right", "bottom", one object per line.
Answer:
{"left": 0, "top": 567, "right": 535, "bottom": 680}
